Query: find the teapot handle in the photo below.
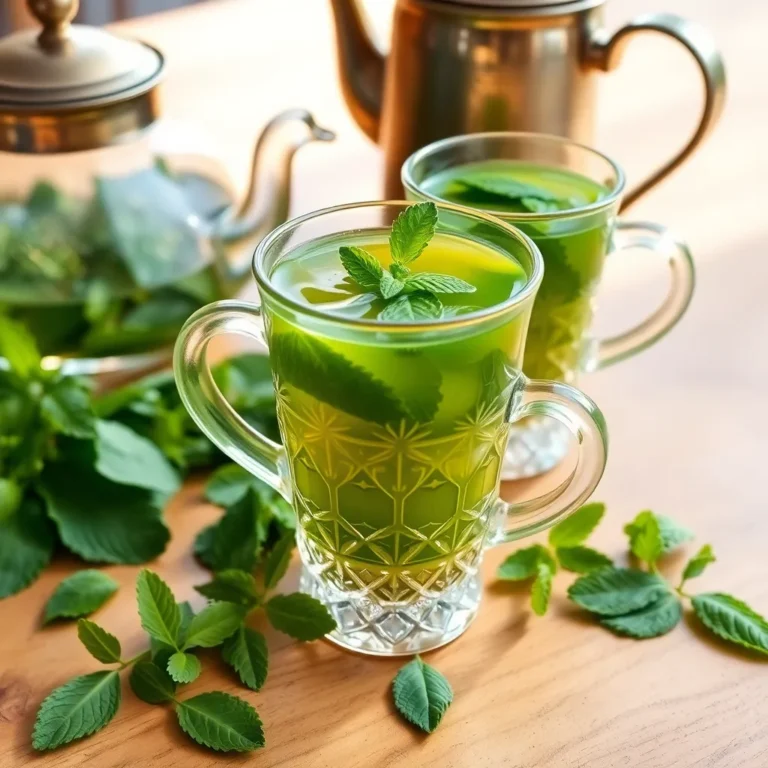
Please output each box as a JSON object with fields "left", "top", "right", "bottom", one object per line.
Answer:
{"left": 586, "top": 13, "right": 726, "bottom": 211}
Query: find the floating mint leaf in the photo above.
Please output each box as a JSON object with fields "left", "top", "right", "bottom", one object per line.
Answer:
{"left": 222, "top": 627, "right": 268, "bottom": 692}
{"left": 531, "top": 561, "right": 554, "bottom": 616}
{"left": 379, "top": 270, "right": 405, "bottom": 299}
{"left": 339, "top": 245, "right": 383, "bottom": 290}
{"left": 43, "top": 570, "right": 119, "bottom": 624}
{"left": 549, "top": 502, "right": 605, "bottom": 548}
{"left": 175, "top": 691, "right": 265, "bottom": 752}
{"left": 182, "top": 602, "right": 244, "bottom": 650}
{"left": 691, "top": 593, "right": 768, "bottom": 656}
{"left": 77, "top": 619, "right": 122, "bottom": 664}
{"left": 168, "top": 652, "right": 202, "bottom": 684}
{"left": 195, "top": 570, "right": 259, "bottom": 607}
{"left": 389, "top": 202, "right": 438, "bottom": 265}
{"left": 265, "top": 593, "right": 336, "bottom": 641}
{"left": 681, "top": 544, "right": 716, "bottom": 584}
{"left": 263, "top": 532, "right": 295, "bottom": 591}
{"left": 601, "top": 593, "right": 683, "bottom": 639}
{"left": 392, "top": 656, "right": 453, "bottom": 734}
{"left": 497, "top": 545, "right": 554, "bottom": 581}
{"left": 32, "top": 671, "right": 121, "bottom": 750}
{"left": 136, "top": 570, "right": 181, "bottom": 650}
{"left": 404, "top": 273, "right": 476, "bottom": 295}
{"left": 130, "top": 660, "right": 176, "bottom": 705}
{"left": 390, "top": 263, "right": 410, "bottom": 280}
{"left": 556, "top": 546, "right": 613, "bottom": 574}
{"left": 624, "top": 511, "right": 663, "bottom": 567}
{"left": 378, "top": 291, "right": 443, "bottom": 322}
{"left": 567, "top": 568, "right": 669, "bottom": 617}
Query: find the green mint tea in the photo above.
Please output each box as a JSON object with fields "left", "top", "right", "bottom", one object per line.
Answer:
{"left": 422, "top": 161, "right": 612, "bottom": 382}
{"left": 266, "top": 224, "right": 529, "bottom": 603}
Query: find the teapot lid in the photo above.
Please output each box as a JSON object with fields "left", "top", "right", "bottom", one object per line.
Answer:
{"left": 440, "top": 0, "right": 591, "bottom": 7}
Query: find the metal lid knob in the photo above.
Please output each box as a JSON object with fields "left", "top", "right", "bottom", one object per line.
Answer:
{"left": 28, "top": 0, "right": 79, "bottom": 51}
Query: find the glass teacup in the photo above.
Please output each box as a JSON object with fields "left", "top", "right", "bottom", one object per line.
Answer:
{"left": 403, "top": 133, "right": 694, "bottom": 479}
{"left": 173, "top": 201, "right": 608, "bottom": 656}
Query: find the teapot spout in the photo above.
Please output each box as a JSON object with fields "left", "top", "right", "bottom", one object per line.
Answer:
{"left": 329, "top": 0, "right": 385, "bottom": 142}
{"left": 216, "top": 109, "right": 335, "bottom": 254}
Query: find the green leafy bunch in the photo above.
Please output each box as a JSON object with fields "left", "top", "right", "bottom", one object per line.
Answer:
{"left": 339, "top": 202, "right": 477, "bottom": 321}
{"left": 0, "top": 316, "right": 181, "bottom": 599}
{"left": 498, "top": 504, "right": 768, "bottom": 655}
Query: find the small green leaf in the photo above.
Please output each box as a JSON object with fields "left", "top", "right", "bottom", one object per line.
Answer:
{"left": 549, "top": 502, "right": 605, "bottom": 548}
{"left": 175, "top": 691, "right": 265, "bottom": 752}
{"left": 378, "top": 291, "right": 443, "bottom": 322}
{"left": 379, "top": 270, "right": 405, "bottom": 299}
{"left": 0, "top": 479, "right": 22, "bottom": 522}
{"left": 389, "top": 202, "right": 438, "bottom": 265}
{"left": 195, "top": 570, "right": 259, "bottom": 607}
{"left": 497, "top": 545, "right": 554, "bottom": 581}
{"left": 265, "top": 593, "right": 336, "bottom": 641}
{"left": 182, "top": 602, "right": 244, "bottom": 650}
{"left": 40, "top": 376, "right": 95, "bottom": 438}
{"left": 657, "top": 514, "right": 695, "bottom": 553}
{"left": 556, "top": 546, "right": 613, "bottom": 574}
{"left": 129, "top": 660, "right": 177, "bottom": 705}
{"left": 392, "top": 656, "right": 453, "bottom": 733}
{"left": 691, "top": 593, "right": 768, "bottom": 656}
{"left": 531, "top": 562, "right": 553, "bottom": 616}
{"left": 32, "top": 671, "right": 121, "bottom": 750}
{"left": 222, "top": 627, "right": 268, "bottom": 691}
{"left": 0, "top": 315, "right": 41, "bottom": 377}
{"left": 567, "top": 567, "right": 669, "bottom": 617}
{"left": 390, "top": 263, "right": 410, "bottom": 280}
{"left": 338, "top": 245, "right": 383, "bottom": 290}
{"left": 77, "top": 619, "right": 122, "bottom": 664}
{"left": 167, "top": 652, "right": 202, "bottom": 684}
{"left": 601, "top": 592, "right": 682, "bottom": 639}
{"left": 404, "top": 273, "right": 476, "bottom": 295}
{"left": 43, "top": 570, "right": 119, "bottom": 624}
{"left": 205, "top": 464, "right": 258, "bottom": 507}
{"left": 681, "top": 544, "right": 716, "bottom": 583}
{"left": 624, "top": 511, "right": 663, "bottom": 567}
{"left": 263, "top": 532, "right": 295, "bottom": 591}
{"left": 136, "top": 570, "right": 181, "bottom": 649}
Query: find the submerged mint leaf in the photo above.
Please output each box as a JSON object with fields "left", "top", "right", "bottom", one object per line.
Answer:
{"left": 691, "top": 593, "right": 768, "bottom": 656}
{"left": 404, "top": 273, "right": 476, "bottom": 295}
{"left": 601, "top": 592, "right": 683, "bottom": 639}
{"left": 392, "top": 656, "right": 453, "bottom": 733}
{"left": 338, "top": 246, "right": 383, "bottom": 290}
{"left": 389, "top": 202, "right": 438, "bottom": 265}
{"left": 43, "top": 570, "right": 119, "bottom": 624}
{"left": 379, "top": 270, "right": 405, "bottom": 300}
{"left": 458, "top": 176, "right": 560, "bottom": 206}
{"left": 378, "top": 291, "right": 442, "bottom": 322}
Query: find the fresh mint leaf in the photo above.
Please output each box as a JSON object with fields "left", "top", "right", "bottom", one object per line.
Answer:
{"left": 205, "top": 464, "right": 256, "bottom": 507}
{"left": 497, "top": 544, "right": 554, "bottom": 581}
{"left": 0, "top": 497, "right": 54, "bottom": 598}
{"left": 200, "top": 488, "right": 263, "bottom": 572}
{"left": 40, "top": 377, "right": 95, "bottom": 438}
{"left": 389, "top": 202, "right": 438, "bottom": 265}
{"left": 567, "top": 568, "right": 669, "bottom": 617}
{"left": 136, "top": 569, "right": 181, "bottom": 649}
{"left": 270, "top": 330, "right": 406, "bottom": 425}
{"left": 531, "top": 562, "right": 554, "bottom": 616}
{"left": 0, "top": 478, "right": 22, "bottom": 521}
{"left": 392, "top": 656, "right": 453, "bottom": 734}
{"left": 175, "top": 691, "right": 265, "bottom": 752}
{"left": 624, "top": 511, "right": 663, "bottom": 567}
{"left": 379, "top": 270, "right": 405, "bottom": 299}
{"left": 378, "top": 290, "right": 442, "bottom": 322}
{"left": 390, "top": 263, "right": 410, "bottom": 280}
{"left": 681, "top": 544, "right": 716, "bottom": 584}
{"left": 43, "top": 570, "right": 119, "bottom": 624}
{"left": 222, "top": 627, "right": 268, "bottom": 692}
{"left": 39, "top": 462, "right": 170, "bottom": 564}
{"left": 458, "top": 176, "right": 559, "bottom": 205}
{"left": 130, "top": 660, "right": 176, "bottom": 705}
{"left": 77, "top": 619, "right": 122, "bottom": 664}
{"left": 150, "top": 600, "right": 194, "bottom": 660}
{"left": 556, "top": 546, "right": 613, "bottom": 574}
{"left": 182, "top": 602, "right": 244, "bottom": 650}
{"left": 0, "top": 314, "right": 41, "bottom": 377}
{"left": 548, "top": 502, "right": 605, "bottom": 548}
{"left": 404, "top": 273, "right": 476, "bottom": 295}
{"left": 32, "top": 670, "right": 121, "bottom": 751}
{"left": 94, "top": 420, "right": 180, "bottom": 496}
{"left": 657, "top": 514, "right": 694, "bottom": 553}
{"left": 338, "top": 246, "right": 383, "bottom": 290}
{"left": 691, "top": 593, "right": 768, "bottom": 656}
{"left": 168, "top": 652, "right": 202, "bottom": 684}
{"left": 265, "top": 593, "right": 336, "bottom": 641}
{"left": 195, "top": 570, "right": 259, "bottom": 608}
{"left": 601, "top": 592, "right": 683, "bottom": 639}
{"left": 263, "top": 532, "right": 295, "bottom": 591}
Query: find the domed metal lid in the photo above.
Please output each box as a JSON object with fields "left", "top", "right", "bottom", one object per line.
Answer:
{"left": 0, "top": 0, "right": 164, "bottom": 111}
{"left": 439, "top": 0, "right": 595, "bottom": 7}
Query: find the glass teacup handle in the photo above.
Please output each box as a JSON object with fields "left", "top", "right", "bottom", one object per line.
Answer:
{"left": 174, "top": 300, "right": 292, "bottom": 501}
{"left": 495, "top": 378, "right": 609, "bottom": 543}
{"left": 586, "top": 13, "right": 727, "bottom": 211}
{"left": 595, "top": 221, "right": 694, "bottom": 370}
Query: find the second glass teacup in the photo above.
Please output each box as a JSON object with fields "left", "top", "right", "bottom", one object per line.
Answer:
{"left": 403, "top": 133, "right": 694, "bottom": 479}
{"left": 174, "top": 201, "right": 608, "bottom": 656}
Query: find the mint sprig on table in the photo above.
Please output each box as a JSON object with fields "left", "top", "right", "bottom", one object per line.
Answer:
{"left": 496, "top": 504, "right": 768, "bottom": 655}
{"left": 338, "top": 202, "right": 476, "bottom": 321}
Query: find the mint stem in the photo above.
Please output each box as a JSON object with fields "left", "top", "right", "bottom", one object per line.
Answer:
{"left": 119, "top": 650, "right": 149, "bottom": 670}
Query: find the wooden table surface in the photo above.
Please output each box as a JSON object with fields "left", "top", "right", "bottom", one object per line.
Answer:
{"left": 1, "top": 1, "right": 767, "bottom": 766}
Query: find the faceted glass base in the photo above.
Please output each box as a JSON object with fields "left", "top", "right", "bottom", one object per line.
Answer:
{"left": 501, "top": 415, "right": 571, "bottom": 480}
{"left": 300, "top": 566, "right": 482, "bottom": 656}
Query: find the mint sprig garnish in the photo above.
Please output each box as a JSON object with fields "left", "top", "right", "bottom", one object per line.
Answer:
{"left": 337, "top": 202, "right": 476, "bottom": 321}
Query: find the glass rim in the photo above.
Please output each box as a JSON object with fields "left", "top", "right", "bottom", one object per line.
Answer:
{"left": 252, "top": 199, "right": 544, "bottom": 331}
{"left": 401, "top": 131, "right": 627, "bottom": 221}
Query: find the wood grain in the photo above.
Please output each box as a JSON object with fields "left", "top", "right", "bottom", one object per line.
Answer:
{"left": 1, "top": 0, "right": 767, "bottom": 766}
